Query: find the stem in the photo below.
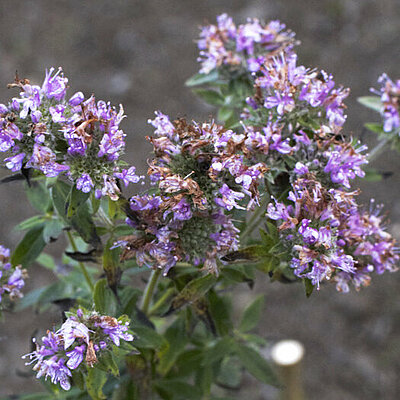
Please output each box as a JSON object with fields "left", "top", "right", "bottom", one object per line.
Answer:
{"left": 66, "top": 230, "right": 95, "bottom": 293}
{"left": 141, "top": 268, "right": 162, "bottom": 315}
{"left": 367, "top": 136, "right": 390, "bottom": 162}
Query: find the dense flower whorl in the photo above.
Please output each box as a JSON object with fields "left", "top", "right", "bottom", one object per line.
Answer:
{"left": 376, "top": 73, "right": 400, "bottom": 133}
{"left": 198, "top": 14, "right": 297, "bottom": 74}
{"left": 0, "top": 68, "right": 142, "bottom": 199}
{"left": 22, "top": 309, "right": 133, "bottom": 391}
{"left": 0, "top": 245, "right": 27, "bottom": 306}
{"left": 267, "top": 177, "right": 398, "bottom": 292}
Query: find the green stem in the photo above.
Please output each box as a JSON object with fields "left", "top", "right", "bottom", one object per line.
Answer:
{"left": 367, "top": 136, "right": 390, "bottom": 162}
{"left": 66, "top": 230, "right": 95, "bottom": 293}
{"left": 141, "top": 268, "right": 162, "bottom": 315}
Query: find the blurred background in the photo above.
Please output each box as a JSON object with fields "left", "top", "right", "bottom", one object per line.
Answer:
{"left": 0, "top": 0, "right": 400, "bottom": 398}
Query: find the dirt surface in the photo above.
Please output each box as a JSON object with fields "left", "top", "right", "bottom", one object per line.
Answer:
{"left": 0, "top": 1, "right": 400, "bottom": 398}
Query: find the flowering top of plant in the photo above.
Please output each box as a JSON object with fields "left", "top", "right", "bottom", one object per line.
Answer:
{"left": 0, "top": 68, "right": 142, "bottom": 199}
{"left": 22, "top": 309, "right": 133, "bottom": 391}
{"left": 198, "top": 14, "right": 297, "bottom": 74}
{"left": 375, "top": 73, "right": 400, "bottom": 133}
{"left": 267, "top": 177, "right": 399, "bottom": 292}
{"left": 0, "top": 244, "right": 26, "bottom": 306}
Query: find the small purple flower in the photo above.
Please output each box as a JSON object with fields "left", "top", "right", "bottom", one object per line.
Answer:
{"left": 76, "top": 173, "right": 94, "bottom": 193}
{"left": 4, "top": 153, "right": 25, "bottom": 172}
{"left": 171, "top": 198, "right": 192, "bottom": 221}
{"left": 66, "top": 344, "right": 86, "bottom": 369}
{"left": 114, "top": 166, "right": 143, "bottom": 187}
{"left": 68, "top": 91, "right": 85, "bottom": 106}
{"left": 42, "top": 67, "right": 68, "bottom": 101}
{"left": 215, "top": 184, "right": 245, "bottom": 210}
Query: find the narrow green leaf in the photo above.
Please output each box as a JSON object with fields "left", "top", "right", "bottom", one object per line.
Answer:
{"left": 217, "top": 106, "right": 235, "bottom": 122}
{"left": 96, "top": 351, "right": 119, "bottom": 377}
{"left": 36, "top": 253, "right": 56, "bottom": 270}
{"left": 15, "top": 215, "right": 46, "bottom": 231}
{"left": 157, "top": 318, "right": 188, "bottom": 376}
{"left": 234, "top": 343, "right": 279, "bottom": 386}
{"left": 103, "top": 238, "right": 121, "bottom": 292}
{"left": 133, "top": 325, "right": 168, "bottom": 350}
{"left": 67, "top": 185, "right": 90, "bottom": 218}
{"left": 208, "top": 290, "right": 233, "bottom": 336}
{"left": 154, "top": 379, "right": 202, "bottom": 400}
{"left": 365, "top": 122, "right": 384, "bottom": 134}
{"left": 24, "top": 180, "right": 51, "bottom": 213}
{"left": 86, "top": 367, "right": 107, "bottom": 400}
{"left": 192, "top": 88, "right": 225, "bottom": 106}
{"left": 202, "top": 337, "right": 234, "bottom": 365}
{"left": 169, "top": 274, "right": 217, "bottom": 312}
{"left": 43, "top": 219, "right": 64, "bottom": 243}
{"left": 364, "top": 168, "right": 383, "bottom": 182}
{"left": 11, "top": 225, "right": 46, "bottom": 267}
{"left": 358, "top": 96, "right": 382, "bottom": 113}
{"left": 185, "top": 70, "right": 219, "bottom": 87}
{"left": 304, "top": 278, "right": 314, "bottom": 297}
{"left": 239, "top": 294, "right": 265, "bottom": 333}
{"left": 93, "top": 278, "right": 118, "bottom": 316}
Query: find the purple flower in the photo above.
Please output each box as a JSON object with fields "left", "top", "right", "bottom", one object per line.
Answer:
{"left": 66, "top": 344, "right": 86, "bottom": 369}
{"left": 76, "top": 173, "right": 94, "bottom": 193}
{"left": 215, "top": 184, "right": 245, "bottom": 210}
{"left": 4, "top": 153, "right": 25, "bottom": 172}
{"left": 58, "top": 318, "right": 90, "bottom": 349}
{"left": 69, "top": 91, "right": 85, "bottom": 106}
{"left": 42, "top": 67, "right": 68, "bottom": 101}
{"left": 171, "top": 198, "right": 192, "bottom": 221}
{"left": 114, "top": 166, "right": 143, "bottom": 187}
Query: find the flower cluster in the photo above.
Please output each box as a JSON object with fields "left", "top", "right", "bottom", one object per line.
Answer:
{"left": 116, "top": 113, "right": 271, "bottom": 274}
{"left": 375, "top": 73, "right": 400, "bottom": 133}
{"left": 198, "top": 14, "right": 296, "bottom": 74}
{"left": 267, "top": 176, "right": 398, "bottom": 291}
{"left": 0, "top": 68, "right": 142, "bottom": 199}
{"left": 22, "top": 309, "right": 133, "bottom": 390}
{"left": 0, "top": 245, "right": 26, "bottom": 306}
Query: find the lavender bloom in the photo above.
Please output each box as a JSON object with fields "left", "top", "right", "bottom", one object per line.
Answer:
{"left": 0, "top": 246, "right": 26, "bottom": 305}
{"left": 23, "top": 310, "right": 134, "bottom": 391}
{"left": 215, "top": 184, "right": 245, "bottom": 210}
{"left": 69, "top": 91, "right": 85, "bottom": 106}
{"left": 114, "top": 166, "right": 144, "bottom": 187}
{"left": 41, "top": 67, "right": 68, "bottom": 101}
{"left": 4, "top": 153, "right": 25, "bottom": 172}
{"left": 76, "top": 173, "right": 94, "bottom": 193}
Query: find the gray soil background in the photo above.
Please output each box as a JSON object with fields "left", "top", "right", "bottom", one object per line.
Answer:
{"left": 0, "top": 0, "right": 400, "bottom": 399}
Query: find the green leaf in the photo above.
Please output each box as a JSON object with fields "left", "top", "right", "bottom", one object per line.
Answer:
{"left": 365, "top": 122, "right": 384, "bottom": 134}
{"left": 192, "top": 88, "right": 225, "bottom": 106}
{"left": 157, "top": 318, "right": 188, "bottom": 376}
{"left": 11, "top": 225, "right": 46, "bottom": 267}
{"left": 52, "top": 180, "right": 101, "bottom": 247}
{"left": 133, "top": 325, "right": 168, "bottom": 350}
{"left": 208, "top": 290, "right": 233, "bottom": 336}
{"left": 15, "top": 215, "right": 46, "bottom": 231}
{"left": 24, "top": 180, "right": 51, "bottom": 213}
{"left": 175, "top": 349, "right": 204, "bottom": 376}
{"left": 239, "top": 294, "right": 265, "bottom": 333}
{"left": 234, "top": 343, "right": 279, "bottom": 386}
{"left": 103, "top": 238, "right": 121, "bottom": 292}
{"left": 86, "top": 367, "right": 107, "bottom": 400}
{"left": 93, "top": 278, "right": 118, "bottom": 316}
{"left": 202, "top": 337, "right": 234, "bottom": 366}
{"left": 67, "top": 185, "right": 90, "bottom": 218}
{"left": 185, "top": 70, "right": 219, "bottom": 87}
{"left": 96, "top": 351, "right": 119, "bottom": 377}
{"left": 217, "top": 106, "right": 235, "bottom": 122}
{"left": 43, "top": 219, "right": 64, "bottom": 243}
{"left": 358, "top": 96, "right": 382, "bottom": 113}
{"left": 169, "top": 274, "right": 217, "bottom": 313}
{"left": 304, "top": 278, "right": 314, "bottom": 297}
{"left": 216, "top": 356, "right": 242, "bottom": 389}
{"left": 36, "top": 252, "right": 56, "bottom": 270}
{"left": 154, "top": 379, "right": 202, "bottom": 400}
{"left": 364, "top": 168, "right": 383, "bottom": 182}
